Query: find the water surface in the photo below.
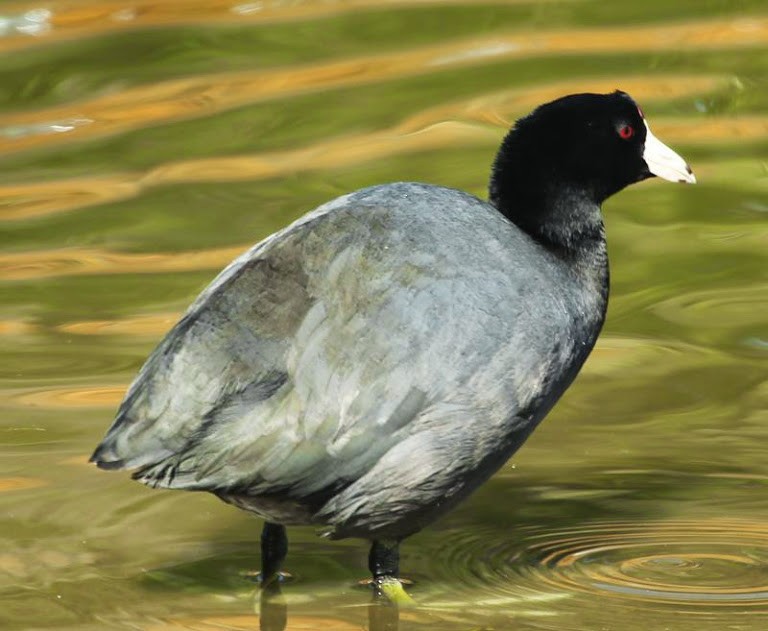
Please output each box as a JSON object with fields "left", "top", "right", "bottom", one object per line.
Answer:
{"left": 1, "top": 1, "right": 767, "bottom": 629}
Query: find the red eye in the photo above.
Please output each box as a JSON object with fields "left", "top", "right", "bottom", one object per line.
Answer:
{"left": 618, "top": 124, "right": 635, "bottom": 140}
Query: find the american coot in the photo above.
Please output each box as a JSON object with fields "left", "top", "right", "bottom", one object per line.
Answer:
{"left": 91, "top": 91, "right": 694, "bottom": 598}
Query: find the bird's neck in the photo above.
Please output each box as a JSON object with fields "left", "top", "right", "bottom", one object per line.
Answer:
{"left": 489, "top": 175, "right": 610, "bottom": 318}
{"left": 488, "top": 126, "right": 610, "bottom": 260}
{"left": 490, "top": 171, "right": 605, "bottom": 252}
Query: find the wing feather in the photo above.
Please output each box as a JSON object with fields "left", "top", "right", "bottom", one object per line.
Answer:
{"left": 92, "top": 186, "right": 571, "bottom": 515}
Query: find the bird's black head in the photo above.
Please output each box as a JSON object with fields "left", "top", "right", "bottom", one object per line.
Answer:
{"left": 489, "top": 91, "right": 694, "bottom": 252}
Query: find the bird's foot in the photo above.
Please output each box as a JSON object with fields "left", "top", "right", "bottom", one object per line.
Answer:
{"left": 373, "top": 576, "right": 416, "bottom": 606}
{"left": 240, "top": 569, "right": 294, "bottom": 586}
{"left": 358, "top": 576, "right": 414, "bottom": 588}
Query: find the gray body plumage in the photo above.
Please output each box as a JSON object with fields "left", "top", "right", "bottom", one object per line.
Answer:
{"left": 93, "top": 182, "right": 608, "bottom": 540}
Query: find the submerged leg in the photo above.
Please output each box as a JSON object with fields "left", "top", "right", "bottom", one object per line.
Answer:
{"left": 258, "top": 580, "right": 287, "bottom": 631}
{"left": 368, "top": 597, "right": 400, "bottom": 631}
{"left": 368, "top": 540, "right": 414, "bottom": 606}
{"left": 260, "top": 522, "right": 288, "bottom": 585}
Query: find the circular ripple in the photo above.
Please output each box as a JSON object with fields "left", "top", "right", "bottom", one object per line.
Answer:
{"left": 530, "top": 522, "right": 768, "bottom": 605}
{"left": 428, "top": 519, "right": 768, "bottom": 613}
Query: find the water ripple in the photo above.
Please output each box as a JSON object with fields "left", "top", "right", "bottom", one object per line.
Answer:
{"left": 0, "top": 0, "right": 542, "bottom": 53}
{"left": 652, "top": 285, "right": 768, "bottom": 329}
{"left": 0, "top": 74, "right": 745, "bottom": 224}
{"left": 2, "top": 384, "right": 125, "bottom": 410}
{"left": 141, "top": 614, "right": 363, "bottom": 631}
{"left": 2, "top": 212, "right": 764, "bottom": 282}
{"left": 527, "top": 521, "right": 768, "bottom": 608}
{"left": 1, "top": 347, "right": 140, "bottom": 380}
{"left": 57, "top": 313, "right": 178, "bottom": 337}
{"left": 0, "top": 244, "right": 242, "bottom": 280}
{"left": 427, "top": 519, "right": 768, "bottom": 615}
{"left": 3, "top": 13, "right": 748, "bottom": 156}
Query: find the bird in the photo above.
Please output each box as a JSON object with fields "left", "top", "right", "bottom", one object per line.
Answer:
{"left": 91, "top": 90, "right": 695, "bottom": 601}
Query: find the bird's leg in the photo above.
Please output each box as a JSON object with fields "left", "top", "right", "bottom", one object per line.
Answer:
{"left": 368, "top": 540, "right": 414, "bottom": 606}
{"left": 259, "top": 522, "right": 288, "bottom": 586}
{"left": 369, "top": 539, "right": 400, "bottom": 581}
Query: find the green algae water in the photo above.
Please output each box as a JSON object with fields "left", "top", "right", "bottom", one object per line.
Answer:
{"left": 1, "top": 1, "right": 767, "bottom": 629}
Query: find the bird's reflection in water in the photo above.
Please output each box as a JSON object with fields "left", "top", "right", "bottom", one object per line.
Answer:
{"left": 257, "top": 582, "right": 400, "bottom": 631}
{"left": 257, "top": 583, "right": 287, "bottom": 631}
{"left": 367, "top": 595, "right": 400, "bottom": 631}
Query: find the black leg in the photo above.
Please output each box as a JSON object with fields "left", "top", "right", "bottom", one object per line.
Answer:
{"left": 368, "top": 540, "right": 400, "bottom": 581}
{"left": 260, "top": 522, "right": 288, "bottom": 585}
{"left": 367, "top": 540, "right": 413, "bottom": 605}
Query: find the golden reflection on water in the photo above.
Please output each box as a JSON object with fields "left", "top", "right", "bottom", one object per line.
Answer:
{"left": 0, "top": 70, "right": 758, "bottom": 224}
{"left": 527, "top": 519, "right": 768, "bottom": 607}
{"left": 0, "top": 244, "right": 243, "bottom": 280}
{"left": 1, "top": 384, "right": 126, "bottom": 409}
{"left": 0, "top": 114, "right": 762, "bottom": 222}
{"left": 57, "top": 312, "right": 179, "bottom": 336}
{"left": 425, "top": 518, "right": 768, "bottom": 620}
{"left": 584, "top": 336, "right": 720, "bottom": 376}
{"left": 0, "top": 319, "right": 38, "bottom": 335}
{"left": 0, "top": 120, "right": 494, "bottom": 220}
{"left": 0, "top": 476, "right": 47, "bottom": 492}
{"left": 0, "top": 0, "right": 543, "bottom": 54}
{"left": 143, "top": 119, "right": 496, "bottom": 183}
{"left": 1, "top": 1, "right": 766, "bottom": 629}
{"left": 3, "top": 13, "right": 765, "bottom": 155}
{"left": 143, "top": 614, "right": 363, "bottom": 631}
{"left": 404, "top": 75, "right": 732, "bottom": 129}
{"left": 3, "top": 211, "right": 764, "bottom": 282}
{"left": 0, "top": 176, "right": 142, "bottom": 221}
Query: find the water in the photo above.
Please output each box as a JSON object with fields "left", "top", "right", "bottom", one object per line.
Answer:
{"left": 1, "top": 1, "right": 766, "bottom": 629}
